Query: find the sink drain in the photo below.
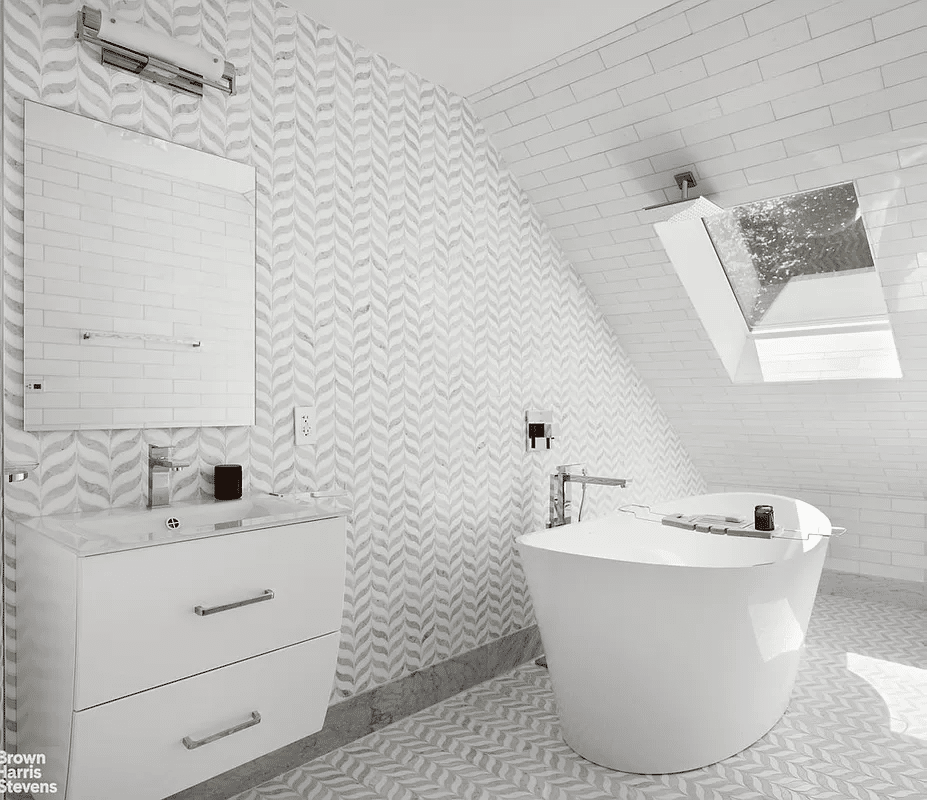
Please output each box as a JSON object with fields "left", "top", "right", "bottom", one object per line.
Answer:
{"left": 165, "top": 516, "right": 181, "bottom": 530}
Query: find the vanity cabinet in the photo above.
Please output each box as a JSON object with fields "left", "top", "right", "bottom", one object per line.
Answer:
{"left": 17, "top": 506, "right": 347, "bottom": 800}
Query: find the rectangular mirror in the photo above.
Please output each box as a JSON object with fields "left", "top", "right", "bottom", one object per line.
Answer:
{"left": 22, "top": 100, "right": 255, "bottom": 430}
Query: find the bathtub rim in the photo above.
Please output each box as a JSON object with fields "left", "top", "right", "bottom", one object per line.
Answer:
{"left": 517, "top": 491, "right": 831, "bottom": 570}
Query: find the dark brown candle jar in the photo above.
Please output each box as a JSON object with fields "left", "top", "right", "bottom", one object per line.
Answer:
{"left": 214, "top": 464, "right": 242, "bottom": 500}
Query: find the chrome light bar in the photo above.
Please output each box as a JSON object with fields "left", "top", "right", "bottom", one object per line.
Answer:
{"left": 76, "top": 6, "right": 235, "bottom": 97}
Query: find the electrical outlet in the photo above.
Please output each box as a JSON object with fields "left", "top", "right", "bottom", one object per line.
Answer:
{"left": 294, "top": 406, "right": 316, "bottom": 446}
{"left": 25, "top": 377, "right": 45, "bottom": 393}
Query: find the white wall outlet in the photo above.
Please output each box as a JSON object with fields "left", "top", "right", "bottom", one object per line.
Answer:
{"left": 294, "top": 406, "right": 316, "bottom": 446}
{"left": 25, "top": 377, "right": 45, "bottom": 393}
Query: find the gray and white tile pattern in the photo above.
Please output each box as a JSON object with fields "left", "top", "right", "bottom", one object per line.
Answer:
{"left": 231, "top": 591, "right": 927, "bottom": 800}
{"left": 2, "top": 0, "right": 706, "bottom": 745}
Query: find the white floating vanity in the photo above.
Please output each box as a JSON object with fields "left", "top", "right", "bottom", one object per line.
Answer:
{"left": 15, "top": 494, "right": 348, "bottom": 799}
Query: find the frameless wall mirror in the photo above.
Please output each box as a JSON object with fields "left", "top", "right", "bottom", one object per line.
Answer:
{"left": 22, "top": 100, "right": 256, "bottom": 430}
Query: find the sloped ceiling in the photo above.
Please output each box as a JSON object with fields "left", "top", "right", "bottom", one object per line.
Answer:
{"left": 470, "top": 0, "right": 927, "bottom": 501}
{"left": 283, "top": 0, "right": 678, "bottom": 96}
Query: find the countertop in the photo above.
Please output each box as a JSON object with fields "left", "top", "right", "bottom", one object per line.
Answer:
{"left": 10, "top": 492, "right": 350, "bottom": 556}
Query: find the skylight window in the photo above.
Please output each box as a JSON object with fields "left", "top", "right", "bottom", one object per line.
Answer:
{"left": 652, "top": 182, "right": 903, "bottom": 383}
{"left": 702, "top": 183, "right": 886, "bottom": 331}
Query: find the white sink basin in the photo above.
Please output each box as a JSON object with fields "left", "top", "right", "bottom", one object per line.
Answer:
{"left": 12, "top": 492, "right": 350, "bottom": 555}
{"left": 76, "top": 496, "right": 290, "bottom": 536}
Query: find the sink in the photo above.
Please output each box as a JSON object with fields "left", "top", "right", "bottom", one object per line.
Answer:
{"left": 76, "top": 496, "right": 288, "bottom": 536}
{"left": 12, "top": 492, "right": 350, "bottom": 555}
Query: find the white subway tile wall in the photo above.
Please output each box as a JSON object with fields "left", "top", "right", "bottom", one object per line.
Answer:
{"left": 473, "top": 0, "right": 927, "bottom": 583}
{"left": 23, "top": 137, "right": 255, "bottom": 429}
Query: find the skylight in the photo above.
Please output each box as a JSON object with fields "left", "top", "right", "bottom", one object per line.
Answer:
{"left": 652, "top": 182, "right": 903, "bottom": 383}
{"left": 702, "top": 183, "right": 886, "bottom": 331}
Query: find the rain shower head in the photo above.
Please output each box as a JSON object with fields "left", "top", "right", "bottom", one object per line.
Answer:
{"left": 643, "top": 171, "right": 699, "bottom": 210}
{"left": 639, "top": 170, "right": 723, "bottom": 225}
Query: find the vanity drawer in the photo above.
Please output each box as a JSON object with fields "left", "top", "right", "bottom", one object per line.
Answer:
{"left": 67, "top": 633, "right": 339, "bottom": 800}
{"left": 74, "top": 517, "right": 345, "bottom": 709}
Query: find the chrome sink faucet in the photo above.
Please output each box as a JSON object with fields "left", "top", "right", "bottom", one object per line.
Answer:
{"left": 147, "top": 445, "right": 190, "bottom": 509}
{"left": 549, "top": 463, "right": 629, "bottom": 527}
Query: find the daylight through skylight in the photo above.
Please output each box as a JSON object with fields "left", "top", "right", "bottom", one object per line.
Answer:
{"left": 702, "top": 183, "right": 889, "bottom": 331}
{"left": 652, "top": 181, "right": 903, "bottom": 383}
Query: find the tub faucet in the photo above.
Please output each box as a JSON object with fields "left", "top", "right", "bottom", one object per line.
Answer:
{"left": 549, "top": 463, "right": 629, "bottom": 527}
{"left": 147, "top": 445, "right": 190, "bottom": 509}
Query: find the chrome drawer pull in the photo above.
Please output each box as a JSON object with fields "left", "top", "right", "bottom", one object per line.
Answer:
{"left": 182, "top": 711, "right": 261, "bottom": 750}
{"left": 194, "top": 589, "right": 275, "bottom": 616}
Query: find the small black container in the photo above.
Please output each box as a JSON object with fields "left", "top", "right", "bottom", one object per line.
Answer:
{"left": 214, "top": 464, "right": 242, "bottom": 500}
{"left": 754, "top": 504, "right": 775, "bottom": 531}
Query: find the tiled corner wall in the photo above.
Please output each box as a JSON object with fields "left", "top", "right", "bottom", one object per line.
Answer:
{"left": 469, "top": 0, "right": 927, "bottom": 583}
{"left": 1, "top": 0, "right": 706, "bottom": 745}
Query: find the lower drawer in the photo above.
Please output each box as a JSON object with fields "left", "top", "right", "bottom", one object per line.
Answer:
{"left": 66, "top": 633, "right": 339, "bottom": 800}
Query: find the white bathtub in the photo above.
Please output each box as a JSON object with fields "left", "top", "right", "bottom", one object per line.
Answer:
{"left": 517, "top": 492, "right": 831, "bottom": 774}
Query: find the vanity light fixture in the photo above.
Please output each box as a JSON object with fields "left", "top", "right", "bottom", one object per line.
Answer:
{"left": 76, "top": 5, "right": 235, "bottom": 97}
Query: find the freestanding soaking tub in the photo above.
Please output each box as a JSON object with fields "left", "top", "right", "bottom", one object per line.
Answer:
{"left": 517, "top": 492, "right": 832, "bottom": 774}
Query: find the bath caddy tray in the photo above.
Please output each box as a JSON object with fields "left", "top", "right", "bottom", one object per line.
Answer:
{"left": 617, "top": 504, "right": 846, "bottom": 540}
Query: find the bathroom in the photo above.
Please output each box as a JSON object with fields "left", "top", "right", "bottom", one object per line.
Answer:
{"left": 2, "top": 0, "right": 926, "bottom": 797}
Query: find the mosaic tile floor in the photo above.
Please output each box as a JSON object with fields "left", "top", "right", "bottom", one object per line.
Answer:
{"left": 233, "top": 593, "right": 927, "bottom": 800}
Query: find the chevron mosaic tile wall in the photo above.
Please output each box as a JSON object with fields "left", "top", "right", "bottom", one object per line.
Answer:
{"left": 1, "top": 0, "right": 706, "bottom": 745}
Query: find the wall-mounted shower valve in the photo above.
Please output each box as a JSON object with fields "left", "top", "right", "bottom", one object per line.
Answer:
{"left": 526, "top": 409, "right": 556, "bottom": 451}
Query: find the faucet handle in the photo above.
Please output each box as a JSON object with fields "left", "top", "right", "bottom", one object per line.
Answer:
{"left": 149, "top": 444, "right": 172, "bottom": 459}
{"left": 556, "top": 463, "right": 585, "bottom": 476}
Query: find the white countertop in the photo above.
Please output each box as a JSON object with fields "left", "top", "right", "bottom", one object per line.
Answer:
{"left": 10, "top": 492, "right": 350, "bottom": 556}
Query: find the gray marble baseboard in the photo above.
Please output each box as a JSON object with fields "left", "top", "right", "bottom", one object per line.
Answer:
{"left": 166, "top": 625, "right": 542, "bottom": 800}
{"left": 817, "top": 567, "right": 927, "bottom": 609}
